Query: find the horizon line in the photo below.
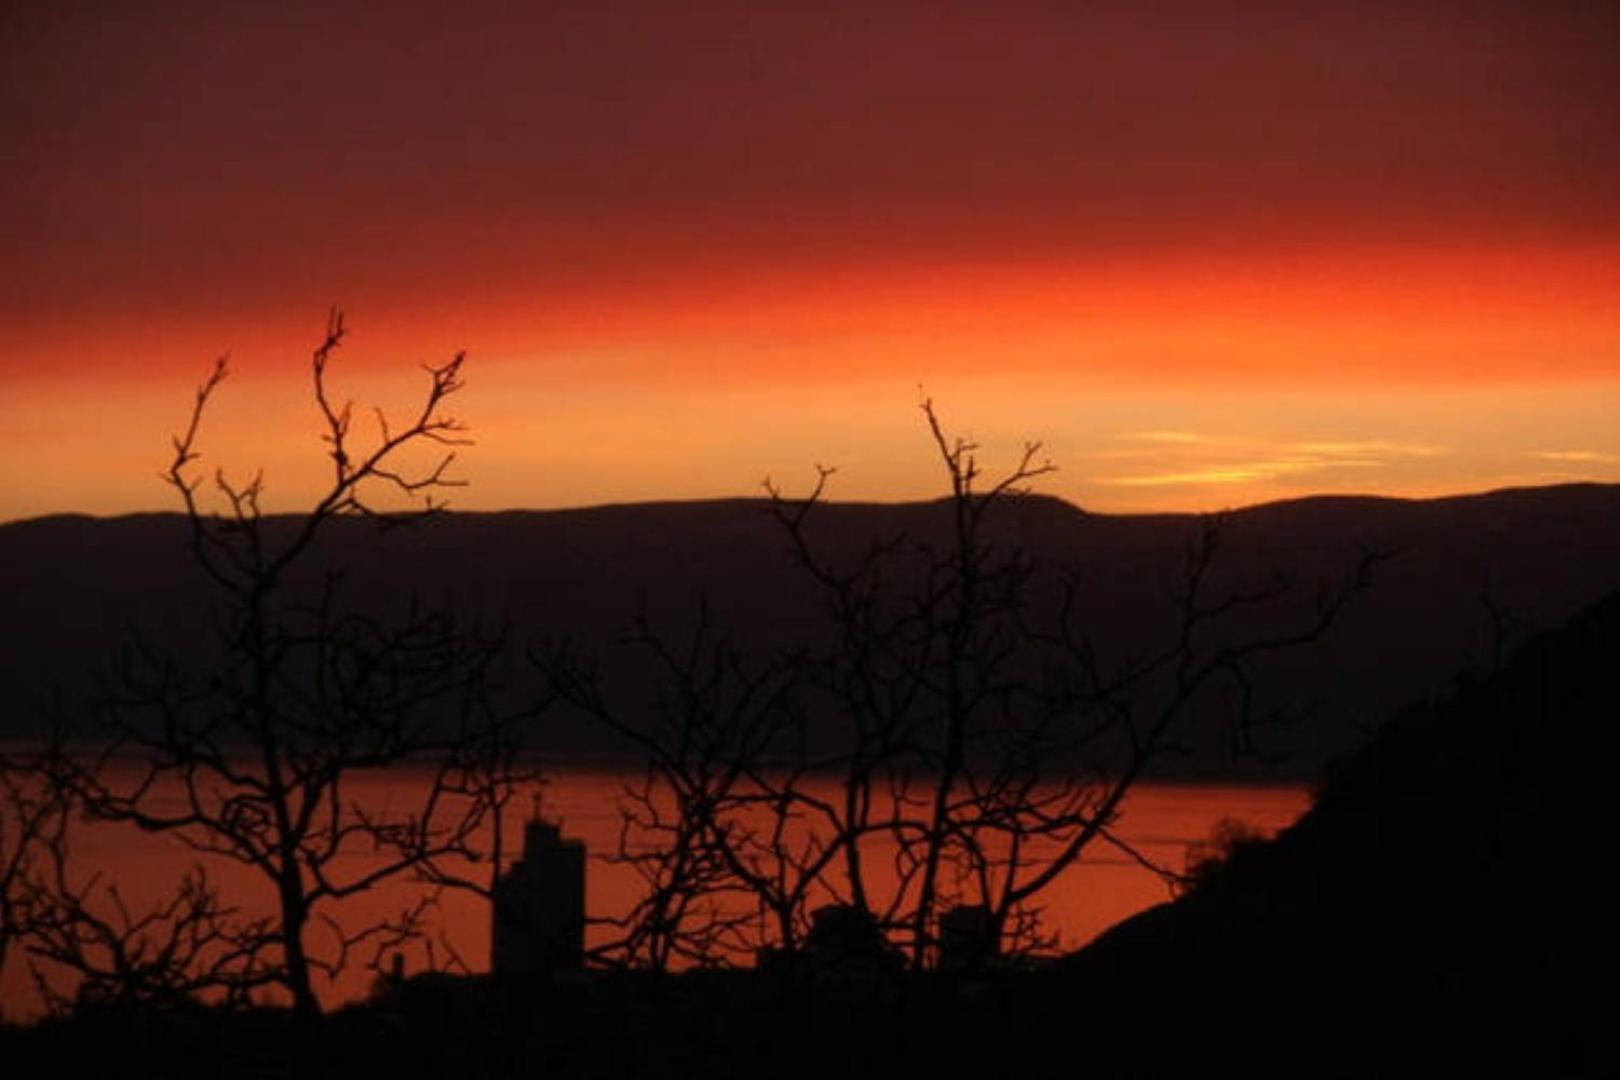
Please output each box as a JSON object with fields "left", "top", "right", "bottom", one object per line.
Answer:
{"left": 6, "top": 478, "right": 1616, "bottom": 530}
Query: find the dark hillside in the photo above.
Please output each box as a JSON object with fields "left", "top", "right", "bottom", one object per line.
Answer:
{"left": 4, "top": 484, "right": 1619, "bottom": 775}
{"left": 1057, "top": 587, "right": 1620, "bottom": 1076}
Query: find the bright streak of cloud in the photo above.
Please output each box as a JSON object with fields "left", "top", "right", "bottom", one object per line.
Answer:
{"left": 1291, "top": 441, "right": 1449, "bottom": 458}
{"left": 1099, "top": 436, "right": 1453, "bottom": 488}
{"left": 1106, "top": 468, "right": 1268, "bottom": 487}
{"left": 1119, "top": 430, "right": 1207, "bottom": 444}
{"left": 1533, "top": 450, "right": 1618, "bottom": 464}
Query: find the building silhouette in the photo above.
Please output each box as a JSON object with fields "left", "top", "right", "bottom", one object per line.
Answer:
{"left": 803, "top": 903, "right": 904, "bottom": 976}
{"left": 491, "top": 818, "right": 586, "bottom": 976}
{"left": 938, "top": 905, "right": 998, "bottom": 972}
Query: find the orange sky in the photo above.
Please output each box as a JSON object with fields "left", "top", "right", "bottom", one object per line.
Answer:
{"left": 3, "top": 2, "right": 1618, "bottom": 520}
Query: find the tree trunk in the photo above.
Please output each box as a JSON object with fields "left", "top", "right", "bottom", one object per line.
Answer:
{"left": 279, "top": 871, "right": 318, "bottom": 1018}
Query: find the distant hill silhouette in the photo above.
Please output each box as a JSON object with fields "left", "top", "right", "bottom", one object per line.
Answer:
{"left": 1056, "top": 586, "right": 1619, "bottom": 1075}
{"left": 4, "top": 483, "right": 1619, "bottom": 775}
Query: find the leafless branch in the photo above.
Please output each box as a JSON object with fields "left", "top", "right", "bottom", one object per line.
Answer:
{"left": 39, "top": 314, "right": 527, "bottom": 1017}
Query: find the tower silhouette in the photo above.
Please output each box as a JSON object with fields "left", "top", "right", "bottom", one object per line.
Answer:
{"left": 490, "top": 817, "right": 586, "bottom": 976}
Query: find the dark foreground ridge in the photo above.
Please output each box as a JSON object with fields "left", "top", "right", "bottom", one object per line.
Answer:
{"left": 5, "top": 588, "right": 1613, "bottom": 1079}
{"left": 1060, "top": 585, "right": 1618, "bottom": 1077}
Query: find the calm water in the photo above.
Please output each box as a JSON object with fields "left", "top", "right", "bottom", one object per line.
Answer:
{"left": 1, "top": 766, "right": 1307, "bottom": 1019}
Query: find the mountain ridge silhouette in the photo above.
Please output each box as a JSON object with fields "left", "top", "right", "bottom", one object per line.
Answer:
{"left": 5, "top": 482, "right": 1619, "bottom": 774}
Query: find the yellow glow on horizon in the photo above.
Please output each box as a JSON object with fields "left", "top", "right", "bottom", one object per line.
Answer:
{"left": 4, "top": 240, "right": 1619, "bottom": 522}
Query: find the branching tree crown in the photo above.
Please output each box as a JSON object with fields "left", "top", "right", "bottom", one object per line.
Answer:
{"left": 47, "top": 312, "right": 525, "bottom": 1016}
{"left": 542, "top": 399, "right": 1382, "bottom": 972}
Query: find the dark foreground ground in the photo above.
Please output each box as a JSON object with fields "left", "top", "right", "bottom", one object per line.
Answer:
{"left": 0, "top": 943, "right": 1603, "bottom": 1080}
{"left": 5, "top": 591, "right": 1616, "bottom": 1078}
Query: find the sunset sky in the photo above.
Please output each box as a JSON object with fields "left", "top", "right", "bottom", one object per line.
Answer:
{"left": 3, "top": 1, "right": 1618, "bottom": 521}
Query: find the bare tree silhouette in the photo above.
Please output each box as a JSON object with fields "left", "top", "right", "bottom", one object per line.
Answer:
{"left": 23, "top": 855, "right": 278, "bottom": 1015}
{"left": 1, "top": 744, "right": 62, "bottom": 1011}
{"left": 44, "top": 313, "right": 527, "bottom": 1016}
{"left": 537, "top": 607, "right": 805, "bottom": 971}
{"left": 542, "top": 400, "right": 1382, "bottom": 972}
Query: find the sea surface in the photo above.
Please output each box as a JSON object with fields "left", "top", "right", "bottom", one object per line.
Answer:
{"left": 1, "top": 764, "right": 1308, "bottom": 1019}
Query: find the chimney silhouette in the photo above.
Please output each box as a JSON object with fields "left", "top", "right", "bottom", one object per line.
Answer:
{"left": 491, "top": 816, "right": 586, "bottom": 977}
